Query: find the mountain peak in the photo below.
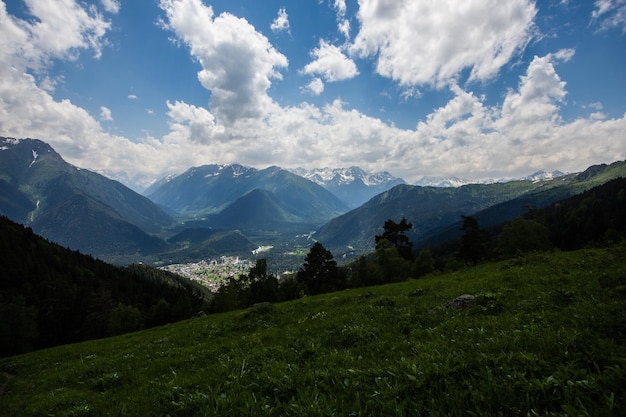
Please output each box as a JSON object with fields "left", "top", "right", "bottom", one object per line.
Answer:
{"left": 291, "top": 166, "right": 406, "bottom": 208}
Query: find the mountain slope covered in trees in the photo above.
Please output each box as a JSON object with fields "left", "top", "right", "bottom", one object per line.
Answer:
{"left": 0, "top": 215, "right": 209, "bottom": 357}
{"left": 315, "top": 160, "right": 626, "bottom": 255}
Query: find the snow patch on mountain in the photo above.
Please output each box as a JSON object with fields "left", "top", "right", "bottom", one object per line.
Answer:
{"left": 29, "top": 149, "right": 39, "bottom": 167}
{"left": 415, "top": 170, "right": 567, "bottom": 188}
{"left": 522, "top": 170, "right": 566, "bottom": 183}
{"left": 292, "top": 166, "right": 403, "bottom": 188}
{"left": 0, "top": 137, "right": 22, "bottom": 150}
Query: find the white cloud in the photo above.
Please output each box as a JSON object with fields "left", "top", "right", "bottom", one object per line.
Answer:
{"left": 270, "top": 7, "right": 290, "bottom": 33}
{"left": 0, "top": 0, "right": 112, "bottom": 84}
{"left": 333, "top": 0, "right": 347, "bottom": 17}
{"left": 101, "top": 0, "right": 120, "bottom": 14}
{"left": 592, "top": 0, "right": 626, "bottom": 31}
{"left": 23, "top": 0, "right": 112, "bottom": 65}
{"left": 331, "top": 0, "right": 350, "bottom": 38}
{"left": 100, "top": 106, "right": 113, "bottom": 121}
{"left": 158, "top": 0, "right": 288, "bottom": 124}
{"left": 302, "top": 39, "right": 358, "bottom": 82}
{"left": 0, "top": 1, "right": 624, "bottom": 190}
{"left": 128, "top": 94, "right": 138, "bottom": 100}
{"left": 337, "top": 18, "right": 350, "bottom": 39}
{"left": 350, "top": 0, "right": 537, "bottom": 87}
{"left": 165, "top": 100, "right": 224, "bottom": 144}
{"left": 305, "top": 77, "right": 325, "bottom": 95}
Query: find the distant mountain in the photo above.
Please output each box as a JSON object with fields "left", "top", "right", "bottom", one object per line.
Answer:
{"left": 0, "top": 137, "right": 173, "bottom": 257}
{"left": 145, "top": 164, "right": 349, "bottom": 228}
{"left": 291, "top": 166, "right": 406, "bottom": 208}
{"left": 522, "top": 170, "right": 566, "bottom": 182}
{"left": 414, "top": 170, "right": 566, "bottom": 188}
{"left": 415, "top": 161, "right": 626, "bottom": 249}
{"left": 413, "top": 176, "right": 480, "bottom": 188}
{"left": 314, "top": 160, "right": 626, "bottom": 255}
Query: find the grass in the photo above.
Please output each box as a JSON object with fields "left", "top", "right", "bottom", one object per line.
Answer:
{"left": 2, "top": 245, "right": 625, "bottom": 416}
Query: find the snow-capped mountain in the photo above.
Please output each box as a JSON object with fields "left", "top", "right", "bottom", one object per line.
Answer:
{"left": 414, "top": 170, "right": 567, "bottom": 188}
{"left": 414, "top": 176, "right": 481, "bottom": 188}
{"left": 522, "top": 170, "right": 566, "bottom": 182}
{"left": 291, "top": 166, "right": 406, "bottom": 208}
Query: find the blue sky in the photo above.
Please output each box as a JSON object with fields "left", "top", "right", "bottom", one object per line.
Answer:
{"left": 1, "top": 0, "right": 625, "bottom": 190}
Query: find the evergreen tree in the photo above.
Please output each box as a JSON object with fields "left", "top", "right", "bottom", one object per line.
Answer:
{"left": 375, "top": 239, "right": 411, "bottom": 283}
{"left": 458, "top": 215, "right": 488, "bottom": 265}
{"left": 375, "top": 217, "right": 414, "bottom": 261}
{"left": 297, "top": 242, "right": 345, "bottom": 295}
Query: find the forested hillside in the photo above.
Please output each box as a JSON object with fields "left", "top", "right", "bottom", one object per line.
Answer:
{"left": 0, "top": 216, "right": 209, "bottom": 357}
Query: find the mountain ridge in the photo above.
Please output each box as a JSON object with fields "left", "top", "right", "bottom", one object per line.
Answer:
{"left": 0, "top": 137, "right": 173, "bottom": 257}
{"left": 314, "top": 161, "right": 626, "bottom": 255}
{"left": 290, "top": 166, "right": 406, "bottom": 208}
{"left": 144, "top": 164, "right": 349, "bottom": 227}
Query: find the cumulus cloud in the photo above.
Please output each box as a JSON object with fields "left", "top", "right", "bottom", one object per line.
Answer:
{"left": 158, "top": 0, "right": 288, "bottom": 124}
{"left": 350, "top": 0, "right": 537, "bottom": 87}
{"left": 100, "top": 106, "right": 113, "bottom": 121}
{"left": 304, "top": 77, "right": 325, "bottom": 95}
{"left": 165, "top": 100, "right": 224, "bottom": 144}
{"left": 592, "top": 0, "right": 626, "bottom": 31}
{"left": 270, "top": 7, "right": 290, "bottom": 33}
{"left": 128, "top": 94, "right": 138, "bottom": 100}
{"left": 302, "top": 40, "right": 358, "bottom": 82}
{"left": 0, "top": 0, "right": 115, "bottom": 152}
{"left": 0, "top": 1, "right": 624, "bottom": 191}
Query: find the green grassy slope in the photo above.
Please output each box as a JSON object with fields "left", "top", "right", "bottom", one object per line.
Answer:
{"left": 2, "top": 245, "right": 625, "bottom": 416}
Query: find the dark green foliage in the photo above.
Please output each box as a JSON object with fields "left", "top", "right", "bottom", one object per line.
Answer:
{"left": 210, "top": 259, "right": 284, "bottom": 313}
{"left": 458, "top": 215, "right": 488, "bottom": 265}
{"left": 496, "top": 218, "right": 552, "bottom": 258}
{"left": 297, "top": 242, "right": 346, "bottom": 295}
{"left": 0, "top": 216, "right": 207, "bottom": 356}
{"left": 375, "top": 217, "right": 414, "bottom": 261}
{"left": 412, "top": 248, "right": 435, "bottom": 277}
{"left": 374, "top": 240, "right": 411, "bottom": 283}
{"left": 0, "top": 295, "right": 38, "bottom": 356}
{"left": 533, "top": 177, "right": 626, "bottom": 249}
{"left": 107, "top": 304, "right": 143, "bottom": 336}
{"left": 349, "top": 255, "right": 383, "bottom": 287}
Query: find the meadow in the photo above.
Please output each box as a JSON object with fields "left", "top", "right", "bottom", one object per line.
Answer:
{"left": 1, "top": 245, "right": 625, "bottom": 416}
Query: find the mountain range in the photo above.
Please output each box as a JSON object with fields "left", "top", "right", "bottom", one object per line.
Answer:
{"left": 144, "top": 164, "right": 349, "bottom": 231}
{"left": 314, "top": 162, "right": 626, "bottom": 255}
{"left": 290, "top": 166, "right": 406, "bottom": 208}
{"left": 2, "top": 136, "right": 624, "bottom": 268}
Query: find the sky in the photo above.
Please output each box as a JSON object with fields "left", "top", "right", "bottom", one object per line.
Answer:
{"left": 1, "top": 0, "right": 625, "bottom": 191}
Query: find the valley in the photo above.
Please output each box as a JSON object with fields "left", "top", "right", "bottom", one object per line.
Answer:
{"left": 2, "top": 136, "right": 626, "bottom": 275}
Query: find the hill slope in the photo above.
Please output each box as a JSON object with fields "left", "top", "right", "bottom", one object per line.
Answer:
{"left": 0, "top": 215, "right": 209, "bottom": 356}
{"left": 1, "top": 245, "right": 624, "bottom": 415}
{"left": 316, "top": 160, "right": 626, "bottom": 254}
{"left": 0, "top": 137, "right": 173, "bottom": 256}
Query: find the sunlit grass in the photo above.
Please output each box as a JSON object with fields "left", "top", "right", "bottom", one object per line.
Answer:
{"left": 2, "top": 245, "right": 625, "bottom": 416}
